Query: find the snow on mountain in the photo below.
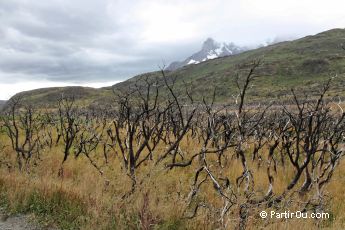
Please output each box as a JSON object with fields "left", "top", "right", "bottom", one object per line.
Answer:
{"left": 166, "top": 38, "right": 247, "bottom": 71}
{"left": 187, "top": 59, "right": 200, "bottom": 64}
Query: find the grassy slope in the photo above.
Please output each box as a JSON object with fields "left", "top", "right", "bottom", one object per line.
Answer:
{"left": 3, "top": 86, "right": 111, "bottom": 109}
{"left": 7, "top": 28, "right": 345, "bottom": 107}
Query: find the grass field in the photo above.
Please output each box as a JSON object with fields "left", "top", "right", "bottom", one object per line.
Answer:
{"left": 0, "top": 126, "right": 344, "bottom": 229}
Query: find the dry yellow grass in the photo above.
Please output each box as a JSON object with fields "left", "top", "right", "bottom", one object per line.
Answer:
{"left": 0, "top": 132, "right": 345, "bottom": 229}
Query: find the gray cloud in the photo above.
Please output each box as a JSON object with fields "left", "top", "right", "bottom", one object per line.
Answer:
{"left": 0, "top": 0, "right": 186, "bottom": 85}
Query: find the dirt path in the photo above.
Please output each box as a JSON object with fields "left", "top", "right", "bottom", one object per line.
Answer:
{"left": 0, "top": 209, "right": 45, "bottom": 230}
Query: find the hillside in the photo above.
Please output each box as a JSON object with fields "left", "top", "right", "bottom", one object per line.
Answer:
{"left": 111, "top": 28, "right": 345, "bottom": 103}
{"left": 7, "top": 28, "right": 345, "bottom": 108}
{"left": 3, "top": 87, "right": 111, "bottom": 109}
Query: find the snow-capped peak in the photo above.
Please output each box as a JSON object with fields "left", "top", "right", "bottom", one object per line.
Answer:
{"left": 166, "top": 38, "right": 247, "bottom": 71}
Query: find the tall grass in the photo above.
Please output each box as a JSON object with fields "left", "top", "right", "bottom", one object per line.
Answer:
{"left": 0, "top": 134, "right": 345, "bottom": 229}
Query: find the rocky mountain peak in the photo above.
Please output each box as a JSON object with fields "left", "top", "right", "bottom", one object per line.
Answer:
{"left": 202, "top": 38, "right": 219, "bottom": 51}
{"left": 166, "top": 38, "right": 247, "bottom": 71}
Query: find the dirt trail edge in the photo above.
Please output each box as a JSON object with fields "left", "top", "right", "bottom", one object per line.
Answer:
{"left": 0, "top": 209, "right": 54, "bottom": 230}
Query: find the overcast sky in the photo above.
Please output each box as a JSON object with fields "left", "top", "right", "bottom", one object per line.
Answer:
{"left": 0, "top": 0, "right": 345, "bottom": 100}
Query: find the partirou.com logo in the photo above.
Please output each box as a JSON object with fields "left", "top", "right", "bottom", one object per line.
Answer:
{"left": 260, "top": 210, "right": 330, "bottom": 219}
